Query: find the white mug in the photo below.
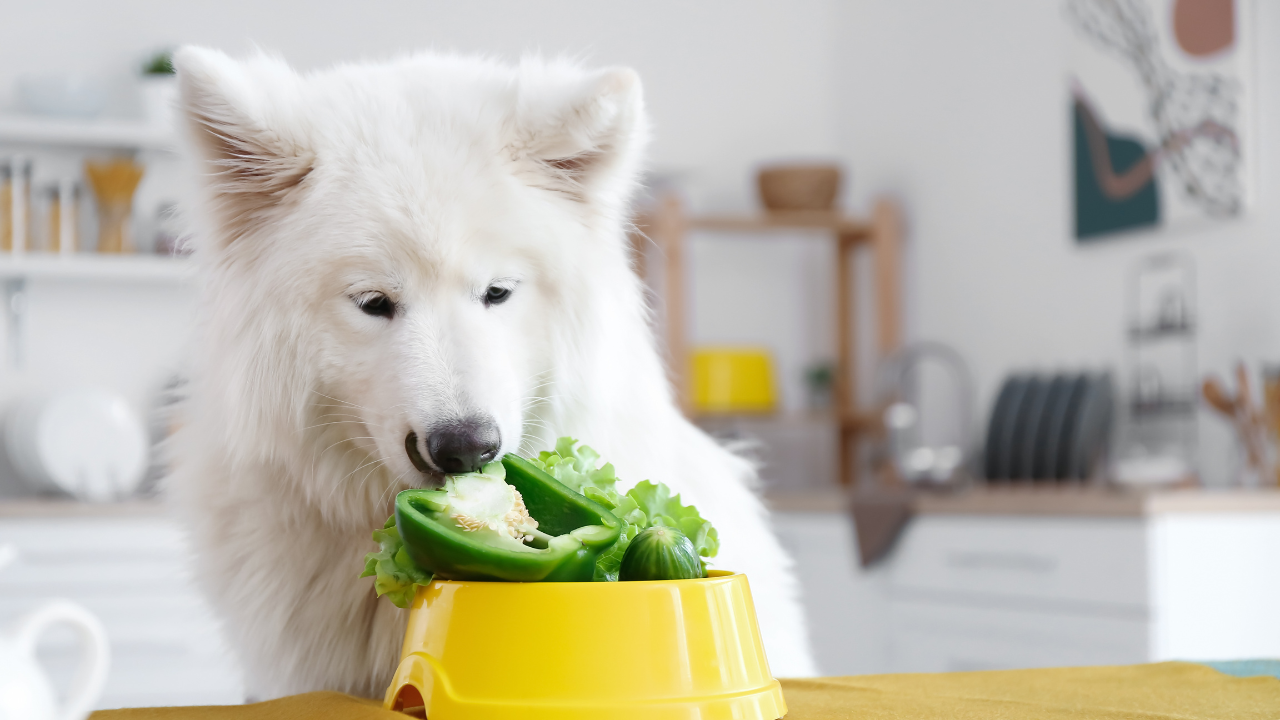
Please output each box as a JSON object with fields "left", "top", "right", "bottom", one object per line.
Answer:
{"left": 0, "top": 546, "right": 110, "bottom": 720}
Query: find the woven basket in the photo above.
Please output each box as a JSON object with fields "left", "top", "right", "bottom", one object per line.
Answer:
{"left": 757, "top": 164, "right": 841, "bottom": 211}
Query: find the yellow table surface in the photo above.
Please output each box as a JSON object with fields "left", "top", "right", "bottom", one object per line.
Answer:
{"left": 91, "top": 662, "right": 1279, "bottom": 720}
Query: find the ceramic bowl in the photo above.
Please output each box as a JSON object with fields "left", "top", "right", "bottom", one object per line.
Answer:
{"left": 757, "top": 164, "right": 841, "bottom": 211}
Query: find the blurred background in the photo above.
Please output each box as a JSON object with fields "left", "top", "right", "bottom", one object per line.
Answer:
{"left": 0, "top": 0, "right": 1277, "bottom": 711}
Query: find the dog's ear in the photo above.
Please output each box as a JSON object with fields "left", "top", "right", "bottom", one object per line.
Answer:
{"left": 512, "top": 65, "right": 648, "bottom": 206}
{"left": 175, "top": 46, "right": 314, "bottom": 242}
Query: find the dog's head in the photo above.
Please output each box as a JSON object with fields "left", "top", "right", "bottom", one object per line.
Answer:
{"left": 176, "top": 49, "right": 649, "bottom": 511}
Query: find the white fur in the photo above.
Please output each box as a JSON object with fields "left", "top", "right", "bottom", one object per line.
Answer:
{"left": 166, "top": 47, "right": 816, "bottom": 700}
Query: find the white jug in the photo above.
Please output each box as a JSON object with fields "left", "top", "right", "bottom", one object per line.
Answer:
{"left": 0, "top": 545, "right": 110, "bottom": 720}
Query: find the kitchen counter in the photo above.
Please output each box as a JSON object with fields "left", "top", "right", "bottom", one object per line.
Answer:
{"left": 0, "top": 497, "right": 167, "bottom": 518}
{"left": 766, "top": 485, "right": 1280, "bottom": 516}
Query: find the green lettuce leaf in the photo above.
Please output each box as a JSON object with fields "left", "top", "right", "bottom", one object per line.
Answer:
{"left": 628, "top": 480, "right": 720, "bottom": 564}
{"left": 534, "top": 437, "right": 619, "bottom": 493}
{"left": 530, "top": 437, "right": 719, "bottom": 580}
{"left": 360, "top": 515, "right": 433, "bottom": 608}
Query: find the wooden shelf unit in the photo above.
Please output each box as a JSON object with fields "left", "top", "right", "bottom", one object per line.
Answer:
{"left": 636, "top": 195, "right": 904, "bottom": 487}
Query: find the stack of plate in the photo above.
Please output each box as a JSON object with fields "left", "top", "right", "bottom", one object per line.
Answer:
{"left": 983, "top": 372, "right": 1113, "bottom": 481}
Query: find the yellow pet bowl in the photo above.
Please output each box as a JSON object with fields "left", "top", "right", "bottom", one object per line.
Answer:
{"left": 384, "top": 570, "right": 785, "bottom": 720}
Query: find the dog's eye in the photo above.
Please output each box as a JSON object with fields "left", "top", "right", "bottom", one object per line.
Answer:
{"left": 484, "top": 285, "right": 513, "bottom": 307}
{"left": 356, "top": 293, "right": 396, "bottom": 319}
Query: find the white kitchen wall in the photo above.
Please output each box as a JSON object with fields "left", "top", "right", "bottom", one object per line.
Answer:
{"left": 4, "top": 0, "right": 1274, "bottom": 484}
{"left": 0, "top": 2, "right": 850, "bottom": 490}
{"left": 831, "top": 0, "right": 1280, "bottom": 485}
{"left": 0, "top": 0, "right": 841, "bottom": 207}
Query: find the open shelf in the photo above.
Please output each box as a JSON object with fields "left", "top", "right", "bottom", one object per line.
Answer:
{"left": 689, "top": 211, "right": 872, "bottom": 238}
{"left": 636, "top": 196, "right": 903, "bottom": 488}
{"left": 0, "top": 115, "right": 178, "bottom": 152}
{"left": 0, "top": 254, "right": 195, "bottom": 282}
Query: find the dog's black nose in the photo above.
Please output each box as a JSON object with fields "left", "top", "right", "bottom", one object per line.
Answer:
{"left": 422, "top": 418, "right": 501, "bottom": 475}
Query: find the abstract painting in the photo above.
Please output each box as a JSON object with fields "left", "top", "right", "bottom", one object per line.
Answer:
{"left": 1068, "top": 0, "right": 1251, "bottom": 241}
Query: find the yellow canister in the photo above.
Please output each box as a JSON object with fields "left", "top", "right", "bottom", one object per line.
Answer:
{"left": 692, "top": 347, "right": 778, "bottom": 414}
{"left": 384, "top": 571, "right": 785, "bottom": 720}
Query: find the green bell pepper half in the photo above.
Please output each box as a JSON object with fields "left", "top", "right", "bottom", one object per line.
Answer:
{"left": 395, "top": 455, "right": 622, "bottom": 582}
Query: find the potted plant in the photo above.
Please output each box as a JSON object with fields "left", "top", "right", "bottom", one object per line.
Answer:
{"left": 138, "top": 49, "right": 176, "bottom": 129}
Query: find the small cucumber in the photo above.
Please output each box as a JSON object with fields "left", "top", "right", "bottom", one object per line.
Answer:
{"left": 619, "top": 526, "right": 703, "bottom": 581}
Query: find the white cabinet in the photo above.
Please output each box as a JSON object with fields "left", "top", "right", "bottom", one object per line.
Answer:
{"left": 772, "top": 510, "right": 890, "bottom": 676}
{"left": 1147, "top": 513, "right": 1280, "bottom": 660}
{"left": 0, "top": 506, "right": 242, "bottom": 709}
{"left": 884, "top": 516, "right": 1150, "bottom": 672}
{"left": 886, "top": 516, "right": 1148, "bottom": 608}
{"left": 774, "top": 491, "right": 1280, "bottom": 676}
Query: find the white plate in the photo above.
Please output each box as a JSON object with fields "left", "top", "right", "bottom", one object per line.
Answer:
{"left": 5, "top": 389, "right": 148, "bottom": 502}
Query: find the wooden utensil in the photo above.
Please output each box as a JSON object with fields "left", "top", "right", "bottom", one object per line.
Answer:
{"left": 1203, "top": 363, "right": 1271, "bottom": 482}
{"left": 85, "top": 158, "right": 144, "bottom": 253}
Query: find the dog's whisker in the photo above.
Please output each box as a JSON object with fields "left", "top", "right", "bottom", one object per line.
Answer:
{"left": 519, "top": 392, "right": 560, "bottom": 409}
{"left": 309, "top": 391, "right": 370, "bottom": 411}
{"left": 305, "top": 420, "right": 369, "bottom": 431}
{"left": 308, "top": 418, "right": 369, "bottom": 428}
{"left": 361, "top": 456, "right": 413, "bottom": 510}
{"left": 307, "top": 420, "right": 365, "bottom": 429}
{"left": 309, "top": 417, "right": 365, "bottom": 426}
{"left": 318, "top": 436, "right": 380, "bottom": 458}
{"left": 335, "top": 453, "right": 384, "bottom": 481}
{"left": 310, "top": 400, "right": 410, "bottom": 417}
{"left": 354, "top": 459, "right": 389, "bottom": 498}
{"left": 329, "top": 454, "right": 389, "bottom": 503}
{"left": 374, "top": 470, "right": 410, "bottom": 509}
{"left": 332, "top": 443, "right": 373, "bottom": 475}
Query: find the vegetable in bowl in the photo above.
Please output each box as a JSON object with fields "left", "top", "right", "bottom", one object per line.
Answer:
{"left": 361, "top": 437, "right": 720, "bottom": 607}
{"left": 529, "top": 438, "right": 719, "bottom": 581}
{"left": 619, "top": 526, "right": 703, "bottom": 582}
{"left": 396, "top": 457, "right": 621, "bottom": 583}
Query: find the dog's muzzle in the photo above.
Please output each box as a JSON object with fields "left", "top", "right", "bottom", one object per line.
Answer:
{"left": 406, "top": 416, "right": 501, "bottom": 475}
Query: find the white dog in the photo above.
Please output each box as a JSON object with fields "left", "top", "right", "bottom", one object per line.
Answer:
{"left": 167, "top": 47, "right": 816, "bottom": 700}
